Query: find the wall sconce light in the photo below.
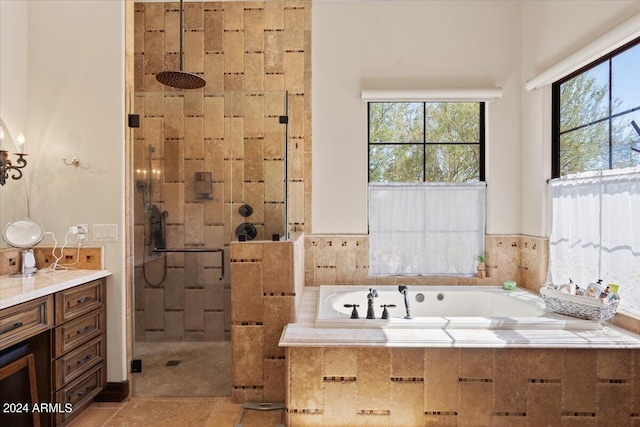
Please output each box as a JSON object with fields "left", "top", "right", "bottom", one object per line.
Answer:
{"left": 0, "top": 131, "right": 28, "bottom": 186}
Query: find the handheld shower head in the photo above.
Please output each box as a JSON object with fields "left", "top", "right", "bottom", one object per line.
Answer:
{"left": 398, "top": 285, "right": 412, "bottom": 319}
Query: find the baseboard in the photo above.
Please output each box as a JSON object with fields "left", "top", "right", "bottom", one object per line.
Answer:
{"left": 94, "top": 380, "right": 130, "bottom": 402}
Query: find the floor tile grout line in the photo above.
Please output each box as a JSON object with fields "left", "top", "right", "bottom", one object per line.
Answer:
{"left": 101, "top": 405, "right": 125, "bottom": 427}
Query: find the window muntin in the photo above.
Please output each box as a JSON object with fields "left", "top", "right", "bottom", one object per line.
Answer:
{"left": 553, "top": 37, "right": 640, "bottom": 178}
{"left": 368, "top": 102, "right": 484, "bottom": 183}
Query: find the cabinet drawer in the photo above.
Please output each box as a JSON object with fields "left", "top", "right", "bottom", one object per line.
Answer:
{"left": 54, "top": 309, "right": 103, "bottom": 357}
{"left": 55, "top": 363, "right": 104, "bottom": 425}
{"left": 0, "top": 295, "right": 54, "bottom": 351}
{"left": 53, "top": 335, "right": 105, "bottom": 390}
{"left": 55, "top": 279, "right": 104, "bottom": 324}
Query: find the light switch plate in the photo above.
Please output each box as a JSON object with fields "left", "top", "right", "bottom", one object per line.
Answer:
{"left": 93, "top": 224, "right": 118, "bottom": 242}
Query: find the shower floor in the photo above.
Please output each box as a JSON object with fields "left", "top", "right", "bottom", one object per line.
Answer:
{"left": 133, "top": 341, "right": 231, "bottom": 397}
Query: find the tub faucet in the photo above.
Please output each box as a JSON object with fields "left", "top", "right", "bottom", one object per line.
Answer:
{"left": 367, "top": 288, "right": 378, "bottom": 319}
{"left": 398, "top": 285, "right": 413, "bottom": 319}
{"left": 380, "top": 304, "right": 396, "bottom": 320}
{"left": 344, "top": 304, "right": 360, "bottom": 319}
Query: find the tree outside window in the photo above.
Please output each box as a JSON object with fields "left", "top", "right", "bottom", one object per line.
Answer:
{"left": 368, "top": 102, "right": 485, "bottom": 183}
{"left": 553, "top": 39, "right": 640, "bottom": 177}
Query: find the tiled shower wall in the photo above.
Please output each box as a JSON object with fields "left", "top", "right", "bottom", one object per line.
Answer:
{"left": 229, "top": 233, "right": 305, "bottom": 403}
{"left": 286, "top": 347, "right": 640, "bottom": 426}
{"left": 304, "top": 234, "right": 549, "bottom": 291}
{"left": 133, "top": 1, "right": 311, "bottom": 342}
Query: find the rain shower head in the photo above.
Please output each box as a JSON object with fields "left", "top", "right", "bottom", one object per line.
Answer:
{"left": 155, "top": 0, "right": 206, "bottom": 90}
{"left": 156, "top": 70, "right": 206, "bottom": 90}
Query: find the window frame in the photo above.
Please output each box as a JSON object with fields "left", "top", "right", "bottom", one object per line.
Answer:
{"left": 367, "top": 101, "right": 486, "bottom": 183}
{"left": 552, "top": 36, "right": 640, "bottom": 178}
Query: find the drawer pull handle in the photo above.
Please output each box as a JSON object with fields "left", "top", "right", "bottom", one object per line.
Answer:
{"left": 77, "top": 296, "right": 92, "bottom": 304}
{"left": 0, "top": 322, "right": 24, "bottom": 335}
{"left": 77, "top": 326, "right": 93, "bottom": 335}
{"left": 76, "top": 386, "right": 93, "bottom": 397}
{"left": 76, "top": 355, "right": 93, "bottom": 366}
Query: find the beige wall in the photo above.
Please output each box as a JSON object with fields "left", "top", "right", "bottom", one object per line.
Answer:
{"left": 0, "top": 1, "right": 30, "bottom": 234}
{"left": 313, "top": 0, "right": 640, "bottom": 239}
{"left": 312, "top": 0, "right": 523, "bottom": 235}
{"left": 520, "top": 0, "right": 640, "bottom": 237}
{"left": 18, "top": 1, "right": 127, "bottom": 382}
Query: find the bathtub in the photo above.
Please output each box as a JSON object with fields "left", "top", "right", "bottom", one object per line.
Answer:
{"left": 315, "top": 285, "right": 601, "bottom": 330}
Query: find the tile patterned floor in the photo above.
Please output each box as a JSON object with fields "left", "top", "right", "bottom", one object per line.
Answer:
{"left": 70, "top": 342, "right": 283, "bottom": 425}
{"left": 133, "top": 341, "right": 231, "bottom": 397}
{"left": 68, "top": 398, "right": 285, "bottom": 427}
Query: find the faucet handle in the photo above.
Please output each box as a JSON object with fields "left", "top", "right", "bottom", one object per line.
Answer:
{"left": 344, "top": 304, "right": 360, "bottom": 319}
{"left": 380, "top": 304, "right": 396, "bottom": 320}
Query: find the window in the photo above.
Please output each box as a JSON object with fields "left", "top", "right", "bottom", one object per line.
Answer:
{"left": 368, "top": 101, "right": 486, "bottom": 276}
{"left": 552, "top": 37, "right": 640, "bottom": 178}
{"left": 549, "top": 170, "right": 640, "bottom": 315}
{"left": 368, "top": 102, "right": 485, "bottom": 183}
{"left": 550, "top": 37, "right": 640, "bottom": 315}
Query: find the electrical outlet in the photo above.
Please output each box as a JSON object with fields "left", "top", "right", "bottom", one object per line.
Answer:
{"left": 78, "top": 224, "right": 88, "bottom": 235}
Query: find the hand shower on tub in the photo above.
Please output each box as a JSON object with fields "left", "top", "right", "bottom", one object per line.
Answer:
{"left": 398, "top": 285, "right": 413, "bottom": 319}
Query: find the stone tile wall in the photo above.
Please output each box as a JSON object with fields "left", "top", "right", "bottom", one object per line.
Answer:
{"left": 286, "top": 346, "right": 640, "bottom": 426}
{"left": 304, "top": 234, "right": 549, "bottom": 291}
{"left": 0, "top": 247, "right": 103, "bottom": 275}
{"left": 133, "top": 0, "right": 312, "bottom": 342}
{"left": 229, "top": 233, "right": 304, "bottom": 403}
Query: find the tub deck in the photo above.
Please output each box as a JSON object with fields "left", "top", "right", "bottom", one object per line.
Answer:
{"left": 279, "top": 287, "right": 640, "bottom": 349}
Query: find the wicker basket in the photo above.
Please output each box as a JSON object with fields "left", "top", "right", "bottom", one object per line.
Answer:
{"left": 540, "top": 288, "right": 620, "bottom": 322}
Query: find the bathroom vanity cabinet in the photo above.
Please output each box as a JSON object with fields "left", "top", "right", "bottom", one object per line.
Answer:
{"left": 0, "top": 270, "right": 110, "bottom": 426}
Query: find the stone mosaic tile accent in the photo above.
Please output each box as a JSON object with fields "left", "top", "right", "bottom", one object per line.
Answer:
{"left": 286, "top": 347, "right": 640, "bottom": 426}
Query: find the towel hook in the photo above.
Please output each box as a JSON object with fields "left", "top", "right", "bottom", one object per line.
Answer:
{"left": 63, "top": 157, "right": 80, "bottom": 167}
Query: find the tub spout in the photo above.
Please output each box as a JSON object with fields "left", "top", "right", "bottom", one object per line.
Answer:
{"left": 367, "top": 288, "right": 378, "bottom": 319}
{"left": 398, "top": 285, "right": 412, "bottom": 319}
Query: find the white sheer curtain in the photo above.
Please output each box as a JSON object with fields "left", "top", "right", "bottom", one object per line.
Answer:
{"left": 369, "top": 182, "right": 485, "bottom": 276}
{"left": 549, "top": 167, "right": 640, "bottom": 315}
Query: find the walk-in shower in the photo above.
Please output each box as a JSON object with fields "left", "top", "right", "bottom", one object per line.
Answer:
{"left": 131, "top": 90, "right": 290, "bottom": 397}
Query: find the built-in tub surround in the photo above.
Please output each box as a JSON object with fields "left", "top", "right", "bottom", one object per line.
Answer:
{"left": 282, "top": 288, "right": 640, "bottom": 426}
{"left": 316, "top": 285, "right": 602, "bottom": 330}
{"left": 286, "top": 346, "right": 640, "bottom": 426}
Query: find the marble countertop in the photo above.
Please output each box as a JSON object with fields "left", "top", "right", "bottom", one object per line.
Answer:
{"left": 279, "top": 287, "right": 640, "bottom": 349}
{"left": 0, "top": 269, "right": 111, "bottom": 310}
